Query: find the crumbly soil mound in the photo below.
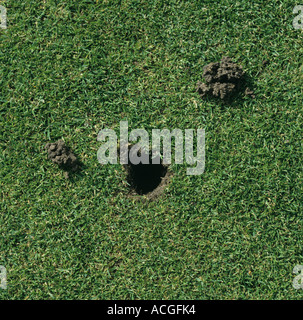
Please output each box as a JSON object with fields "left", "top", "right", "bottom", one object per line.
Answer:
{"left": 197, "top": 56, "right": 250, "bottom": 100}
{"left": 45, "top": 140, "right": 79, "bottom": 176}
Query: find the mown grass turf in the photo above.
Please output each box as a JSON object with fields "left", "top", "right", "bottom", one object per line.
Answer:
{"left": 0, "top": 0, "right": 302, "bottom": 299}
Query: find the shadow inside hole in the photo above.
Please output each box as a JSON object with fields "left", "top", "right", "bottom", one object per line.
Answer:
{"left": 125, "top": 154, "right": 168, "bottom": 195}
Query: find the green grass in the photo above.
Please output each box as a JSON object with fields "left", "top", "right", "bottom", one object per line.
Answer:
{"left": 0, "top": 0, "right": 303, "bottom": 299}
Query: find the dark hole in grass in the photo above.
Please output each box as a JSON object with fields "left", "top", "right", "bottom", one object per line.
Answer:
{"left": 125, "top": 153, "right": 168, "bottom": 195}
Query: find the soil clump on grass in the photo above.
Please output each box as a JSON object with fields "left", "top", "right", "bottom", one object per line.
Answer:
{"left": 45, "top": 140, "right": 80, "bottom": 178}
{"left": 197, "top": 56, "right": 254, "bottom": 100}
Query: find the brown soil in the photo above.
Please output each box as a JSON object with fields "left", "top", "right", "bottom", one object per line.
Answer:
{"left": 45, "top": 140, "right": 79, "bottom": 178}
{"left": 197, "top": 56, "right": 253, "bottom": 100}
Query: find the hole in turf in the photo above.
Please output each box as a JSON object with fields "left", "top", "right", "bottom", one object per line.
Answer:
{"left": 125, "top": 153, "right": 168, "bottom": 195}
